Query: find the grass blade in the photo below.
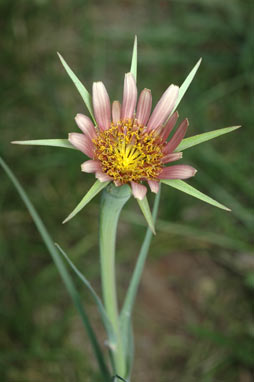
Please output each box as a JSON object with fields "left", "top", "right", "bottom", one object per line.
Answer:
{"left": 12, "top": 139, "right": 75, "bottom": 149}
{"left": 55, "top": 243, "right": 116, "bottom": 349}
{"left": 137, "top": 196, "right": 155, "bottom": 234}
{"left": 63, "top": 180, "right": 110, "bottom": 224}
{"left": 175, "top": 126, "right": 241, "bottom": 152}
{"left": 0, "top": 156, "right": 110, "bottom": 380}
{"left": 130, "top": 35, "right": 137, "bottom": 82}
{"left": 161, "top": 179, "right": 230, "bottom": 211}
{"left": 57, "top": 53, "right": 96, "bottom": 123}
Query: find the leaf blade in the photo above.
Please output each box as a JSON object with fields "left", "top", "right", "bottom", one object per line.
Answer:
{"left": 57, "top": 52, "right": 95, "bottom": 123}
{"left": 63, "top": 180, "right": 110, "bottom": 224}
{"left": 120, "top": 186, "right": 161, "bottom": 375}
{"left": 137, "top": 196, "right": 155, "bottom": 234}
{"left": 12, "top": 139, "right": 75, "bottom": 149}
{"left": 175, "top": 126, "right": 241, "bottom": 152}
{"left": 161, "top": 179, "right": 230, "bottom": 211}
{"left": 130, "top": 35, "right": 137, "bottom": 82}
{"left": 55, "top": 243, "right": 116, "bottom": 348}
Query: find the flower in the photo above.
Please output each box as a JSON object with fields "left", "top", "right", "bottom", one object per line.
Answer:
{"left": 69, "top": 72, "right": 197, "bottom": 200}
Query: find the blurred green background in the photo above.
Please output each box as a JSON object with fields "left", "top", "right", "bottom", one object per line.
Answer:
{"left": 1, "top": 0, "right": 253, "bottom": 381}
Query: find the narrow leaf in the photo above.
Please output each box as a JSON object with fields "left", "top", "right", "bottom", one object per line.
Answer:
{"left": 57, "top": 52, "right": 95, "bottom": 123}
{"left": 55, "top": 243, "right": 116, "bottom": 348}
{"left": 130, "top": 35, "right": 137, "bottom": 82}
{"left": 12, "top": 139, "right": 75, "bottom": 149}
{"left": 125, "top": 321, "right": 134, "bottom": 379}
{"left": 161, "top": 179, "right": 230, "bottom": 211}
{"left": 175, "top": 126, "right": 241, "bottom": 152}
{"left": 120, "top": 186, "right": 161, "bottom": 374}
{"left": 172, "top": 58, "right": 202, "bottom": 114}
{"left": 0, "top": 157, "right": 110, "bottom": 380}
{"left": 137, "top": 196, "right": 155, "bottom": 234}
{"left": 63, "top": 180, "right": 110, "bottom": 224}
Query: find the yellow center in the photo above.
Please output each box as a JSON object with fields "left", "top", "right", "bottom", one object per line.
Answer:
{"left": 94, "top": 119, "right": 164, "bottom": 184}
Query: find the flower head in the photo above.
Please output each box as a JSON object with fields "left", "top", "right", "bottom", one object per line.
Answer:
{"left": 69, "top": 73, "right": 196, "bottom": 200}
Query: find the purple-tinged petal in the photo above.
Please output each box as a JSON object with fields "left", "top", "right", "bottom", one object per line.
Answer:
{"left": 131, "top": 182, "right": 147, "bottom": 200}
{"left": 112, "top": 101, "right": 121, "bottom": 124}
{"left": 147, "top": 84, "right": 179, "bottom": 131}
{"left": 68, "top": 133, "right": 94, "bottom": 158}
{"left": 136, "top": 88, "right": 152, "bottom": 126}
{"left": 95, "top": 171, "right": 112, "bottom": 182}
{"left": 163, "top": 118, "right": 189, "bottom": 154}
{"left": 158, "top": 165, "right": 197, "bottom": 179}
{"left": 92, "top": 82, "right": 111, "bottom": 131}
{"left": 159, "top": 111, "right": 179, "bottom": 142}
{"left": 121, "top": 73, "right": 137, "bottom": 121}
{"left": 162, "top": 152, "right": 183, "bottom": 164}
{"left": 148, "top": 180, "right": 160, "bottom": 194}
{"left": 81, "top": 160, "right": 101, "bottom": 173}
{"left": 75, "top": 113, "right": 97, "bottom": 140}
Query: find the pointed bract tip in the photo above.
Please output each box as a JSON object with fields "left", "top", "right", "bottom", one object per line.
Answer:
{"left": 225, "top": 125, "right": 241, "bottom": 132}
{"left": 62, "top": 213, "right": 73, "bottom": 224}
{"left": 57, "top": 52, "right": 63, "bottom": 61}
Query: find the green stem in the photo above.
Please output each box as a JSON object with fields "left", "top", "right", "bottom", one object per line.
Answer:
{"left": 99, "top": 183, "right": 131, "bottom": 377}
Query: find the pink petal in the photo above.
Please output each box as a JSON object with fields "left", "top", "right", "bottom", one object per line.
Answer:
{"left": 158, "top": 165, "right": 197, "bottom": 179}
{"left": 159, "top": 111, "right": 179, "bottom": 142}
{"left": 81, "top": 160, "right": 101, "bottom": 173}
{"left": 163, "top": 118, "right": 189, "bottom": 154}
{"left": 162, "top": 152, "right": 183, "bottom": 164}
{"left": 148, "top": 180, "right": 160, "bottom": 194}
{"left": 75, "top": 113, "right": 97, "bottom": 140}
{"left": 68, "top": 133, "right": 94, "bottom": 158}
{"left": 136, "top": 88, "right": 152, "bottom": 126}
{"left": 92, "top": 82, "right": 111, "bottom": 131}
{"left": 147, "top": 84, "right": 179, "bottom": 131}
{"left": 131, "top": 182, "right": 147, "bottom": 200}
{"left": 112, "top": 101, "right": 121, "bottom": 124}
{"left": 95, "top": 171, "right": 112, "bottom": 182}
{"left": 121, "top": 73, "right": 137, "bottom": 121}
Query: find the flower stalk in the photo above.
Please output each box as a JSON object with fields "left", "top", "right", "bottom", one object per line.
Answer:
{"left": 99, "top": 183, "right": 131, "bottom": 377}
